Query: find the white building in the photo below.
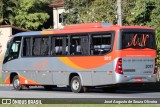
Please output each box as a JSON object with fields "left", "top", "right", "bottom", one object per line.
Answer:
{"left": 0, "top": 25, "right": 28, "bottom": 64}
{"left": 49, "top": 0, "right": 65, "bottom": 29}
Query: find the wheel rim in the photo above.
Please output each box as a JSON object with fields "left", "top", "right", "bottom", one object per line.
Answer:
{"left": 72, "top": 79, "right": 80, "bottom": 90}
{"left": 14, "top": 78, "right": 20, "bottom": 88}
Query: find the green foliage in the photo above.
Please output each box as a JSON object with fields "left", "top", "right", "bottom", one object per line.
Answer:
{"left": 0, "top": 0, "right": 52, "bottom": 30}
{"left": 63, "top": 0, "right": 117, "bottom": 25}
{"left": 0, "top": 0, "right": 16, "bottom": 24}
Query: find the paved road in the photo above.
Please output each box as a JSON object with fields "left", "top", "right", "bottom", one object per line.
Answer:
{"left": 0, "top": 85, "right": 160, "bottom": 98}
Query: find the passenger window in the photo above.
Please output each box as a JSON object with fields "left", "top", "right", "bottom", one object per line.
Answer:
{"left": 32, "top": 37, "right": 49, "bottom": 56}
{"left": 23, "top": 37, "right": 31, "bottom": 56}
{"left": 70, "top": 35, "right": 89, "bottom": 55}
{"left": 70, "top": 36, "right": 81, "bottom": 55}
{"left": 51, "top": 36, "right": 68, "bottom": 55}
{"left": 91, "top": 34, "right": 112, "bottom": 55}
{"left": 41, "top": 38, "right": 49, "bottom": 56}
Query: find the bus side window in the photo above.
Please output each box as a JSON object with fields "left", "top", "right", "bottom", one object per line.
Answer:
{"left": 70, "top": 35, "right": 89, "bottom": 55}
{"left": 91, "top": 34, "right": 111, "bottom": 55}
{"left": 23, "top": 37, "right": 31, "bottom": 56}
{"left": 40, "top": 38, "right": 49, "bottom": 56}
{"left": 55, "top": 37, "right": 62, "bottom": 55}
{"left": 70, "top": 36, "right": 80, "bottom": 55}
{"left": 51, "top": 36, "right": 68, "bottom": 56}
{"left": 81, "top": 36, "right": 89, "bottom": 55}
{"left": 32, "top": 37, "right": 49, "bottom": 56}
{"left": 51, "top": 37, "right": 56, "bottom": 55}
{"left": 33, "top": 38, "right": 41, "bottom": 56}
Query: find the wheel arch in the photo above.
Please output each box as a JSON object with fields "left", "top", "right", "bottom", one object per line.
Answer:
{"left": 69, "top": 72, "right": 83, "bottom": 86}
{"left": 10, "top": 72, "right": 19, "bottom": 83}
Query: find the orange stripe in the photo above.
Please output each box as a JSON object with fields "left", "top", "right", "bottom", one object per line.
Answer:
{"left": 58, "top": 57, "right": 85, "bottom": 70}
{"left": 121, "top": 49, "right": 156, "bottom": 57}
{"left": 19, "top": 75, "right": 41, "bottom": 85}
{"left": 58, "top": 49, "right": 156, "bottom": 69}
{"left": 58, "top": 51, "right": 118, "bottom": 69}
{"left": 4, "top": 76, "right": 10, "bottom": 84}
{"left": 41, "top": 31, "right": 54, "bottom": 35}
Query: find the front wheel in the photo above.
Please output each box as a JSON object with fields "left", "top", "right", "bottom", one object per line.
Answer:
{"left": 70, "top": 76, "right": 87, "bottom": 93}
{"left": 13, "top": 75, "right": 22, "bottom": 90}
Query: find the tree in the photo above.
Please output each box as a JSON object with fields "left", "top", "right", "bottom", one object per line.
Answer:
{"left": 63, "top": 0, "right": 117, "bottom": 25}
{"left": 121, "top": 0, "right": 136, "bottom": 25}
{"left": 0, "top": 0, "right": 16, "bottom": 25}
{"left": 14, "top": 0, "right": 53, "bottom": 30}
{"left": 125, "top": 0, "right": 155, "bottom": 26}
{"left": 0, "top": 0, "right": 53, "bottom": 30}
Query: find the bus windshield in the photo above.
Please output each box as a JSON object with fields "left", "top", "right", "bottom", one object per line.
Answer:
{"left": 122, "top": 32, "right": 156, "bottom": 49}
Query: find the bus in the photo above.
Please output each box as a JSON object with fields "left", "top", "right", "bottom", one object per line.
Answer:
{"left": 2, "top": 23, "right": 157, "bottom": 93}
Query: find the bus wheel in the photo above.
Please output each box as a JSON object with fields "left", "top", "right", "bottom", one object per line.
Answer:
{"left": 70, "top": 76, "right": 87, "bottom": 93}
{"left": 13, "top": 75, "right": 22, "bottom": 90}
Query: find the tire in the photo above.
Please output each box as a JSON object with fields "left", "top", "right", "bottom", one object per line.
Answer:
{"left": 12, "top": 75, "right": 22, "bottom": 90}
{"left": 70, "top": 76, "right": 87, "bottom": 93}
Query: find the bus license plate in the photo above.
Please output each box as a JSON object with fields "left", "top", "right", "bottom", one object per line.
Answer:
{"left": 134, "top": 78, "right": 142, "bottom": 82}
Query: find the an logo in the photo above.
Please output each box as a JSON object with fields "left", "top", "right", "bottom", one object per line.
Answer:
{"left": 128, "top": 34, "right": 150, "bottom": 47}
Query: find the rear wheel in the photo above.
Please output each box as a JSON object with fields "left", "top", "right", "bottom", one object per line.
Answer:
{"left": 70, "top": 76, "right": 87, "bottom": 93}
{"left": 12, "top": 75, "right": 22, "bottom": 90}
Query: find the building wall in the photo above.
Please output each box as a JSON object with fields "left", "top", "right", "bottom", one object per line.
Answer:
{"left": 0, "top": 27, "right": 12, "bottom": 62}
{"left": 53, "top": 7, "right": 65, "bottom": 29}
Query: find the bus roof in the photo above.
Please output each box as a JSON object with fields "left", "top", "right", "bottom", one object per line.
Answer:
{"left": 14, "top": 23, "right": 154, "bottom": 36}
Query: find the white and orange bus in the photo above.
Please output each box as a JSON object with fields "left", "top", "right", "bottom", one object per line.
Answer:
{"left": 2, "top": 23, "right": 157, "bottom": 93}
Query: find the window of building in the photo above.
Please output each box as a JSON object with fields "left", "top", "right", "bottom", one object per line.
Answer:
{"left": 59, "top": 14, "right": 63, "bottom": 23}
{"left": 91, "top": 34, "right": 112, "bottom": 55}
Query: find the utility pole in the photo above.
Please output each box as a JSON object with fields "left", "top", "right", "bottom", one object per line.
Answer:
{"left": 117, "top": 0, "right": 122, "bottom": 26}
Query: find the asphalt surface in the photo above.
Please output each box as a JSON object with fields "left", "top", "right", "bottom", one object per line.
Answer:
{"left": 0, "top": 85, "right": 160, "bottom": 98}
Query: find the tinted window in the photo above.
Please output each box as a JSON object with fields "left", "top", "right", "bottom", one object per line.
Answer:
{"left": 122, "top": 32, "right": 156, "bottom": 49}
{"left": 91, "top": 34, "right": 112, "bottom": 55}
{"left": 70, "top": 35, "right": 89, "bottom": 55}
{"left": 32, "top": 37, "right": 49, "bottom": 56}
{"left": 51, "top": 36, "right": 68, "bottom": 55}
{"left": 23, "top": 37, "right": 31, "bottom": 56}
